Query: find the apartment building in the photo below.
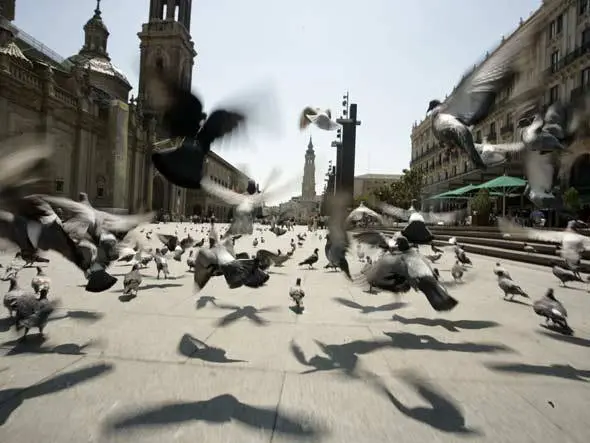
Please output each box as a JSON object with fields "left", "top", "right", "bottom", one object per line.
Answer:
{"left": 410, "top": 0, "right": 590, "bottom": 206}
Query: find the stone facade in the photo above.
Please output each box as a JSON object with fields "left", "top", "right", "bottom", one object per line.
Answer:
{"left": 410, "top": 0, "right": 590, "bottom": 204}
{"left": 353, "top": 173, "right": 401, "bottom": 199}
{"left": 0, "top": 0, "right": 251, "bottom": 215}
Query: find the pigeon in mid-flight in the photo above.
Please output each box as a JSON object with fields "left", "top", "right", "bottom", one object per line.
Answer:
{"left": 145, "top": 66, "right": 253, "bottom": 189}
{"left": 299, "top": 106, "right": 341, "bottom": 131}
{"left": 426, "top": 22, "right": 542, "bottom": 169}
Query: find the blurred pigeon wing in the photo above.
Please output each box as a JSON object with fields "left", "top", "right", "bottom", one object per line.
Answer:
{"left": 421, "top": 210, "right": 463, "bottom": 224}
{"left": 200, "top": 178, "right": 247, "bottom": 206}
{"left": 445, "top": 25, "right": 540, "bottom": 125}
{"left": 353, "top": 231, "right": 390, "bottom": 249}
{"left": 497, "top": 217, "right": 564, "bottom": 243}
{"left": 100, "top": 211, "right": 155, "bottom": 234}
{"left": 199, "top": 109, "right": 245, "bottom": 148}
{"left": 41, "top": 195, "right": 96, "bottom": 225}
{"left": 379, "top": 203, "right": 410, "bottom": 220}
{"left": 526, "top": 151, "right": 553, "bottom": 192}
{"left": 404, "top": 252, "right": 435, "bottom": 279}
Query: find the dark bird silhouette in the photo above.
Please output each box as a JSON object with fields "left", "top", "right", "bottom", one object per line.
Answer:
{"left": 298, "top": 248, "right": 319, "bottom": 269}
{"left": 324, "top": 193, "right": 352, "bottom": 280}
{"left": 145, "top": 67, "right": 248, "bottom": 189}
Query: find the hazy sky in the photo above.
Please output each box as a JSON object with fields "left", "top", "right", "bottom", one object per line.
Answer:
{"left": 14, "top": 0, "right": 541, "bottom": 197}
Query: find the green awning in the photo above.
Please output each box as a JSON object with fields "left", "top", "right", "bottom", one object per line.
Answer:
{"left": 429, "top": 184, "right": 476, "bottom": 200}
{"left": 475, "top": 175, "right": 527, "bottom": 189}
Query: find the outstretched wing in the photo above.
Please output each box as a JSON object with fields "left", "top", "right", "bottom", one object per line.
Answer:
{"left": 200, "top": 177, "right": 247, "bottom": 207}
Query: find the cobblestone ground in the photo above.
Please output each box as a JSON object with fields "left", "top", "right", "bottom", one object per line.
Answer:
{"left": 1, "top": 223, "right": 589, "bottom": 443}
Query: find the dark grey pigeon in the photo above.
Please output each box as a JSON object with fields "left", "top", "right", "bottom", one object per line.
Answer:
{"left": 144, "top": 66, "right": 246, "bottom": 189}
{"left": 533, "top": 288, "right": 572, "bottom": 335}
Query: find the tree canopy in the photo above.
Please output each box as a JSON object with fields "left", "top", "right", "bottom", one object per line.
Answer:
{"left": 371, "top": 168, "right": 424, "bottom": 209}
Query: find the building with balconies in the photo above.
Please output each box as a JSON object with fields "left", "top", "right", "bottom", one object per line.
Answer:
{"left": 410, "top": 0, "right": 590, "bottom": 208}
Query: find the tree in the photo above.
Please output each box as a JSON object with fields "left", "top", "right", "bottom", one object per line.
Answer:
{"left": 470, "top": 189, "right": 492, "bottom": 226}
{"left": 564, "top": 187, "right": 580, "bottom": 213}
{"left": 374, "top": 168, "right": 424, "bottom": 209}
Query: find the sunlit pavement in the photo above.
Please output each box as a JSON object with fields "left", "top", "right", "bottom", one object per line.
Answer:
{"left": 0, "top": 223, "right": 589, "bottom": 442}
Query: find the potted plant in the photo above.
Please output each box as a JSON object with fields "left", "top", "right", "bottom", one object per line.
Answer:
{"left": 470, "top": 189, "right": 492, "bottom": 226}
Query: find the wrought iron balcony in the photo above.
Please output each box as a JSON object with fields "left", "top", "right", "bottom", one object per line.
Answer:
{"left": 544, "top": 41, "right": 590, "bottom": 77}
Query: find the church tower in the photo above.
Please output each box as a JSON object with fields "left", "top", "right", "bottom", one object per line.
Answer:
{"left": 138, "top": 0, "right": 196, "bottom": 114}
{"left": 302, "top": 136, "right": 316, "bottom": 201}
{"left": 137, "top": 0, "right": 197, "bottom": 213}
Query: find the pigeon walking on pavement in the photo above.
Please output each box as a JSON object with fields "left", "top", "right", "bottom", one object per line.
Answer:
{"left": 533, "top": 288, "right": 572, "bottom": 335}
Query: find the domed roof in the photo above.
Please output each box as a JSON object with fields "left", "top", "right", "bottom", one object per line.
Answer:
{"left": 67, "top": 53, "right": 130, "bottom": 87}
{"left": 66, "top": 0, "right": 130, "bottom": 88}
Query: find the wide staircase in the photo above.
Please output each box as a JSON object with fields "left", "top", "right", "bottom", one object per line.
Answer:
{"left": 376, "top": 224, "right": 590, "bottom": 273}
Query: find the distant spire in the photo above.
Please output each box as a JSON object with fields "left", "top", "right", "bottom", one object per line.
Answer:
{"left": 306, "top": 136, "right": 314, "bottom": 154}
{"left": 95, "top": 0, "right": 102, "bottom": 16}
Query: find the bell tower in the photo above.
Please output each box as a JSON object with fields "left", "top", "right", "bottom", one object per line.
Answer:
{"left": 138, "top": 0, "right": 196, "bottom": 214}
{"left": 138, "top": 0, "right": 196, "bottom": 115}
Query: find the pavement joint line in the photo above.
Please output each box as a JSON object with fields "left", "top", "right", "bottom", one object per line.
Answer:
{"left": 182, "top": 325, "right": 222, "bottom": 363}
{"left": 268, "top": 371, "right": 287, "bottom": 443}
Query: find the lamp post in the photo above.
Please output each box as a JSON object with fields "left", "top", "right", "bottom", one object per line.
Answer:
{"left": 331, "top": 91, "right": 361, "bottom": 205}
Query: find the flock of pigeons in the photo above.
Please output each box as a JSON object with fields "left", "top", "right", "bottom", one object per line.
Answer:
{"left": 425, "top": 20, "right": 590, "bottom": 210}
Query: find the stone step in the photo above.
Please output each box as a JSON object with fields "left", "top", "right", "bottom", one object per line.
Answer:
{"left": 375, "top": 228, "right": 590, "bottom": 273}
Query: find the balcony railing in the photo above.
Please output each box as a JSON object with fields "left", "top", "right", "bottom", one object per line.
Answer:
{"left": 544, "top": 41, "right": 590, "bottom": 77}
{"left": 500, "top": 123, "right": 514, "bottom": 136}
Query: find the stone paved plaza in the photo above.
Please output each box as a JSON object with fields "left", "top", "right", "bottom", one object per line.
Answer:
{"left": 1, "top": 223, "right": 589, "bottom": 443}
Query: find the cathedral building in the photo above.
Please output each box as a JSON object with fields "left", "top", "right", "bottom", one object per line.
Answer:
{"left": 0, "top": 0, "right": 250, "bottom": 217}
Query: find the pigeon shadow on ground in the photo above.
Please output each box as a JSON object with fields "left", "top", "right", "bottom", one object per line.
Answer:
{"left": 537, "top": 330, "right": 590, "bottom": 348}
{"left": 1, "top": 336, "right": 97, "bottom": 356}
{"left": 215, "top": 304, "right": 280, "bottom": 328}
{"left": 177, "top": 333, "right": 245, "bottom": 363}
{"left": 391, "top": 314, "right": 500, "bottom": 332}
{"left": 333, "top": 297, "right": 407, "bottom": 314}
{"left": 539, "top": 322, "right": 574, "bottom": 335}
{"left": 370, "top": 372, "right": 481, "bottom": 435}
{"left": 0, "top": 363, "right": 113, "bottom": 425}
{"left": 195, "top": 296, "right": 218, "bottom": 309}
{"left": 382, "top": 332, "right": 515, "bottom": 354}
{"left": 503, "top": 298, "right": 530, "bottom": 306}
{"left": 557, "top": 284, "right": 588, "bottom": 292}
{"left": 102, "top": 393, "right": 325, "bottom": 438}
{"left": 289, "top": 339, "right": 390, "bottom": 378}
{"left": 485, "top": 362, "right": 590, "bottom": 382}
{"left": 112, "top": 283, "right": 184, "bottom": 293}
{"left": 48, "top": 310, "right": 104, "bottom": 324}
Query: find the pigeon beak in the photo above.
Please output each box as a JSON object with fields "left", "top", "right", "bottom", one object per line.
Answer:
{"left": 85, "top": 270, "right": 118, "bottom": 293}
{"left": 151, "top": 138, "right": 207, "bottom": 189}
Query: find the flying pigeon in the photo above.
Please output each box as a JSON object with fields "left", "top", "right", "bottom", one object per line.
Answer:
{"left": 299, "top": 106, "right": 341, "bottom": 131}
{"left": 426, "top": 22, "right": 542, "bottom": 169}
{"left": 360, "top": 235, "right": 458, "bottom": 312}
{"left": 144, "top": 67, "right": 247, "bottom": 189}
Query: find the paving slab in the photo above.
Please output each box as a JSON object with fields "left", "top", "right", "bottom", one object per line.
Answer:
{"left": 0, "top": 222, "right": 589, "bottom": 442}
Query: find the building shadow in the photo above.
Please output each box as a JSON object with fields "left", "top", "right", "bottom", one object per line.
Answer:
{"left": 392, "top": 315, "right": 499, "bottom": 332}
{"left": 102, "top": 393, "right": 325, "bottom": 438}
{"left": 0, "top": 363, "right": 113, "bottom": 425}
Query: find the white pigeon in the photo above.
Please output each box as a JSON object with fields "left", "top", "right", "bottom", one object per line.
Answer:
{"left": 299, "top": 106, "right": 341, "bottom": 131}
{"left": 346, "top": 202, "right": 383, "bottom": 224}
